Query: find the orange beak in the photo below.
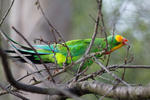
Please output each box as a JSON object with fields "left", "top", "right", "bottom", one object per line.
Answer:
{"left": 122, "top": 38, "right": 128, "bottom": 45}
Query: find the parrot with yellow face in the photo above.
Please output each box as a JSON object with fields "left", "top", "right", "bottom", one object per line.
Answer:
{"left": 4, "top": 32, "right": 128, "bottom": 70}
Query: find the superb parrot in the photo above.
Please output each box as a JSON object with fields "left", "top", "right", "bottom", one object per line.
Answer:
{"left": 5, "top": 34, "right": 128, "bottom": 70}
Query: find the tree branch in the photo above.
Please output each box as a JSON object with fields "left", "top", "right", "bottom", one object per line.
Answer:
{"left": 73, "top": 81, "right": 150, "bottom": 100}
{"left": 108, "top": 65, "right": 150, "bottom": 69}
{"left": 0, "top": 82, "right": 29, "bottom": 100}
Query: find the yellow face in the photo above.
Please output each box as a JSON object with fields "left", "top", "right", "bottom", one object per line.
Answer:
{"left": 110, "top": 35, "right": 128, "bottom": 52}
{"left": 115, "top": 35, "right": 123, "bottom": 42}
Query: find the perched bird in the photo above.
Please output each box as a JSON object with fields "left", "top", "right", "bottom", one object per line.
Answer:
{"left": 5, "top": 33, "right": 128, "bottom": 70}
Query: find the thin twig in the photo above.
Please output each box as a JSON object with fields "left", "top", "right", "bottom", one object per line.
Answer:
{"left": 122, "top": 45, "right": 130, "bottom": 80}
{"left": 97, "top": 0, "right": 108, "bottom": 51}
{"left": 0, "top": 0, "right": 15, "bottom": 26}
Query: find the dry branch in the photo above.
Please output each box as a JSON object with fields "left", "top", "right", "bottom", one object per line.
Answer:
{"left": 73, "top": 81, "right": 150, "bottom": 100}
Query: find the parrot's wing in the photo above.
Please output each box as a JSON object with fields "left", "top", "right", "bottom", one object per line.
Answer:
{"left": 33, "top": 44, "right": 59, "bottom": 53}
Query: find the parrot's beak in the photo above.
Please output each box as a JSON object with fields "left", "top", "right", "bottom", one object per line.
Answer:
{"left": 122, "top": 38, "right": 128, "bottom": 45}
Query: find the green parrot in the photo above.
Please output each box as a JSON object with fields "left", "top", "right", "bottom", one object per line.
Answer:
{"left": 5, "top": 34, "right": 128, "bottom": 70}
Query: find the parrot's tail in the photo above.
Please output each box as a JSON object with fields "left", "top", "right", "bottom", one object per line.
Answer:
{"left": 9, "top": 55, "right": 44, "bottom": 64}
{"left": 5, "top": 49, "right": 49, "bottom": 64}
{"left": 1, "top": 29, "right": 52, "bottom": 64}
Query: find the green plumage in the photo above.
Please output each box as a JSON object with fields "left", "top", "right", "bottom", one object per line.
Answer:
{"left": 5, "top": 34, "right": 127, "bottom": 70}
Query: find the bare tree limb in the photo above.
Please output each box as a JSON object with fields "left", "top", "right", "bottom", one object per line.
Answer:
{"left": 72, "top": 81, "right": 150, "bottom": 100}
{"left": 108, "top": 65, "right": 150, "bottom": 69}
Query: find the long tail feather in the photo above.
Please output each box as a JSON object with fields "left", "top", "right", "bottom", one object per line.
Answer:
{"left": 0, "top": 29, "right": 54, "bottom": 64}
{"left": 10, "top": 55, "right": 50, "bottom": 64}
{"left": 5, "top": 49, "right": 36, "bottom": 54}
{"left": 5, "top": 50, "right": 16, "bottom": 53}
{"left": 0, "top": 29, "right": 32, "bottom": 50}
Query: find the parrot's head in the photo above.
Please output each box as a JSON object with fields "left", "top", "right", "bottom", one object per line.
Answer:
{"left": 106, "top": 34, "right": 128, "bottom": 54}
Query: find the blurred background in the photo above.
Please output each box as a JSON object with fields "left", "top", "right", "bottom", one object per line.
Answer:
{"left": 0, "top": 0, "right": 150, "bottom": 100}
